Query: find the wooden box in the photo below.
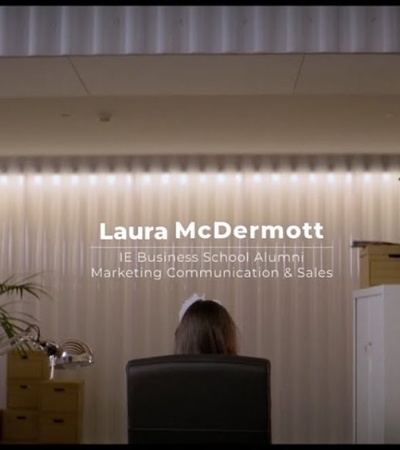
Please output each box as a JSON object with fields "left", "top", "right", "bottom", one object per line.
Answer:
{"left": 1, "top": 410, "right": 39, "bottom": 442}
{"left": 39, "top": 412, "right": 82, "bottom": 444}
{"left": 360, "top": 244, "right": 400, "bottom": 288}
{"left": 7, "top": 380, "right": 41, "bottom": 410}
{"left": 7, "top": 350, "right": 50, "bottom": 380}
{"left": 40, "top": 380, "right": 84, "bottom": 413}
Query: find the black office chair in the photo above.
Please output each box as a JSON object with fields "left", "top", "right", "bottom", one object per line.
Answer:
{"left": 126, "top": 354, "right": 271, "bottom": 444}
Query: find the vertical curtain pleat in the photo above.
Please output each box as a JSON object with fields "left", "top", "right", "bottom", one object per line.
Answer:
{"left": 1, "top": 155, "right": 400, "bottom": 444}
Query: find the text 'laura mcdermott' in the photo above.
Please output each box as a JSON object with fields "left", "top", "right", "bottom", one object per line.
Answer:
{"left": 99, "top": 221, "right": 325, "bottom": 241}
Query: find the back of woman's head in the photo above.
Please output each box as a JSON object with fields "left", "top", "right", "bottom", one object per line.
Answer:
{"left": 174, "top": 299, "right": 238, "bottom": 355}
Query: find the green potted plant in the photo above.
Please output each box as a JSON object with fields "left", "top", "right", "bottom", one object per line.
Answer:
{"left": 0, "top": 274, "right": 50, "bottom": 353}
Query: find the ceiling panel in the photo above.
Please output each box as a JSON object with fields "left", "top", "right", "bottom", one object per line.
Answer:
{"left": 0, "top": 57, "right": 87, "bottom": 98}
{"left": 71, "top": 54, "right": 303, "bottom": 96}
{"left": 296, "top": 54, "right": 400, "bottom": 94}
{"left": 0, "top": 95, "right": 399, "bottom": 157}
{"left": 1, "top": 54, "right": 400, "bottom": 98}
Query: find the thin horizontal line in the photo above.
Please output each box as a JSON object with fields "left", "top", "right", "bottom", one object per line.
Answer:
{"left": 90, "top": 246, "right": 334, "bottom": 249}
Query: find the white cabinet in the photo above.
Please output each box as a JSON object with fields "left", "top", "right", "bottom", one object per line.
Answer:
{"left": 354, "top": 285, "right": 400, "bottom": 443}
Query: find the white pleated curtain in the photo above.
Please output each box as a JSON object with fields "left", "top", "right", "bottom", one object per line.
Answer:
{"left": 0, "top": 155, "right": 399, "bottom": 444}
{"left": 1, "top": 6, "right": 400, "bottom": 56}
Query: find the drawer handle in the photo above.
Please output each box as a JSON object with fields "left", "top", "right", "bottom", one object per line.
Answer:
{"left": 19, "top": 385, "right": 28, "bottom": 389}
{"left": 54, "top": 388, "right": 65, "bottom": 392}
{"left": 388, "top": 254, "right": 400, "bottom": 258}
{"left": 53, "top": 419, "right": 64, "bottom": 424}
{"left": 16, "top": 416, "right": 27, "bottom": 420}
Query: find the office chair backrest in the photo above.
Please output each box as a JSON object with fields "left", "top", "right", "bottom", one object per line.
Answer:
{"left": 126, "top": 354, "right": 271, "bottom": 444}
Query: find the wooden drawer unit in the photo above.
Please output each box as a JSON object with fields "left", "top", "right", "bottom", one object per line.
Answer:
{"left": 7, "top": 380, "right": 41, "bottom": 410}
{"left": 1, "top": 409, "right": 39, "bottom": 442}
{"left": 39, "top": 412, "right": 82, "bottom": 444}
{"left": 3, "top": 352, "right": 85, "bottom": 444}
{"left": 39, "top": 380, "right": 84, "bottom": 444}
{"left": 7, "top": 350, "right": 49, "bottom": 380}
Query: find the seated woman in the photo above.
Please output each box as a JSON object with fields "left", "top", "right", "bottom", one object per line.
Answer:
{"left": 174, "top": 294, "right": 238, "bottom": 355}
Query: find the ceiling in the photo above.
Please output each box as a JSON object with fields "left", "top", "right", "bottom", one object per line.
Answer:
{"left": 1, "top": 54, "right": 400, "bottom": 97}
{"left": 0, "top": 53, "right": 400, "bottom": 157}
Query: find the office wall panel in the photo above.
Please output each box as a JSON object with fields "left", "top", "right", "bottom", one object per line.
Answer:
{"left": 1, "top": 155, "right": 400, "bottom": 443}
